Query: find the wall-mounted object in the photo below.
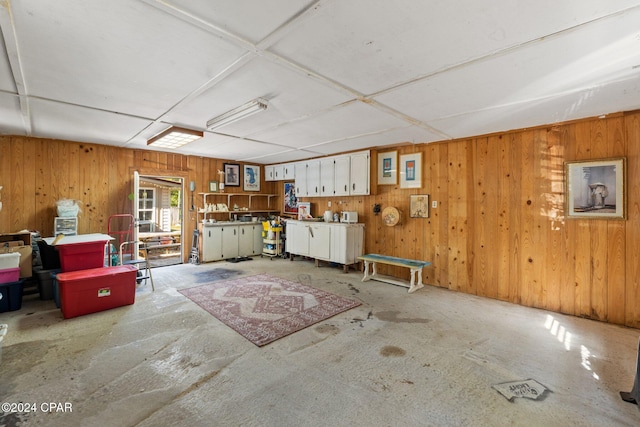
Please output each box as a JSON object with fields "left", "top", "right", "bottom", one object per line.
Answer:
{"left": 378, "top": 151, "right": 397, "bottom": 185}
{"left": 400, "top": 153, "right": 422, "bottom": 189}
{"left": 382, "top": 206, "right": 400, "bottom": 226}
{"left": 243, "top": 165, "right": 261, "bottom": 192}
{"left": 223, "top": 163, "right": 240, "bottom": 187}
{"left": 410, "top": 195, "right": 430, "bottom": 218}
{"left": 209, "top": 181, "right": 218, "bottom": 192}
{"left": 565, "top": 157, "right": 626, "bottom": 219}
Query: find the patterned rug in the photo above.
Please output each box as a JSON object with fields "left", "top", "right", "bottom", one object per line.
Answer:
{"left": 179, "top": 274, "right": 361, "bottom": 346}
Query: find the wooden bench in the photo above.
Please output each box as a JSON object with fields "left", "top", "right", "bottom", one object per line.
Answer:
{"left": 358, "top": 254, "right": 431, "bottom": 293}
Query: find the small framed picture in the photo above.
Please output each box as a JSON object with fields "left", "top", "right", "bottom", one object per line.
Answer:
{"left": 400, "top": 153, "right": 422, "bottom": 189}
{"left": 208, "top": 181, "right": 218, "bottom": 192}
{"left": 378, "top": 151, "right": 397, "bottom": 185}
{"left": 244, "top": 164, "right": 261, "bottom": 191}
{"left": 410, "top": 194, "right": 430, "bottom": 218}
{"left": 565, "top": 157, "right": 626, "bottom": 219}
{"left": 223, "top": 163, "right": 240, "bottom": 187}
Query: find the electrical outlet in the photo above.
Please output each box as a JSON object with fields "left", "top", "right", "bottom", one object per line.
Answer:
{"left": 328, "top": 201, "right": 331, "bottom": 207}
{"left": 432, "top": 200, "right": 438, "bottom": 208}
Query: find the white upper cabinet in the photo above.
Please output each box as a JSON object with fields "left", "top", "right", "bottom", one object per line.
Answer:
{"left": 265, "top": 165, "right": 276, "bottom": 181}
{"left": 294, "top": 161, "right": 307, "bottom": 196}
{"left": 306, "top": 159, "right": 321, "bottom": 197}
{"left": 333, "top": 155, "right": 351, "bottom": 196}
{"left": 292, "top": 150, "right": 370, "bottom": 198}
{"left": 349, "top": 150, "right": 370, "bottom": 195}
{"left": 320, "top": 157, "right": 335, "bottom": 197}
{"left": 282, "top": 162, "right": 295, "bottom": 180}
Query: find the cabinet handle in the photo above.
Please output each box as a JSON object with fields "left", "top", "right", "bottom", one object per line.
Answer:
{"left": 352, "top": 183, "right": 355, "bottom": 191}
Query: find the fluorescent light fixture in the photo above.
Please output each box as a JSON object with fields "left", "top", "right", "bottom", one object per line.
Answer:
{"left": 206, "top": 98, "right": 268, "bottom": 130}
{"left": 147, "top": 126, "right": 203, "bottom": 149}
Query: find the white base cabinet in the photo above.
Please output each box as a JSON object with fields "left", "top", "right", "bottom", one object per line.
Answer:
{"left": 199, "top": 222, "right": 263, "bottom": 262}
{"left": 286, "top": 220, "right": 364, "bottom": 270}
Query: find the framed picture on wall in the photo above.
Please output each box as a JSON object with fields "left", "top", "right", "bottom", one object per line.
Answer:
{"left": 243, "top": 164, "right": 261, "bottom": 191}
{"left": 208, "top": 181, "right": 218, "bottom": 192}
{"left": 223, "top": 163, "right": 240, "bottom": 187}
{"left": 565, "top": 157, "right": 626, "bottom": 219}
{"left": 284, "top": 182, "right": 298, "bottom": 214}
{"left": 410, "top": 194, "right": 430, "bottom": 218}
{"left": 378, "top": 151, "right": 397, "bottom": 185}
{"left": 399, "top": 153, "right": 422, "bottom": 189}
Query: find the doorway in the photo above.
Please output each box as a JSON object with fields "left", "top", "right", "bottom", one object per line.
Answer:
{"left": 134, "top": 172, "right": 185, "bottom": 268}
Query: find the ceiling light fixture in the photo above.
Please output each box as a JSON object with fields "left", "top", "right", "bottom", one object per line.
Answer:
{"left": 147, "top": 126, "right": 203, "bottom": 149}
{"left": 206, "top": 98, "right": 268, "bottom": 130}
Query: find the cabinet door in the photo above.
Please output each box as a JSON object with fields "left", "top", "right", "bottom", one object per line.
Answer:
{"left": 273, "top": 165, "right": 284, "bottom": 181}
{"left": 309, "top": 224, "right": 331, "bottom": 260}
{"left": 306, "top": 160, "right": 321, "bottom": 197}
{"left": 221, "top": 226, "right": 239, "bottom": 259}
{"left": 201, "top": 226, "right": 223, "bottom": 262}
{"left": 265, "top": 165, "right": 276, "bottom": 181}
{"left": 283, "top": 163, "right": 295, "bottom": 180}
{"left": 286, "top": 221, "right": 309, "bottom": 256}
{"left": 334, "top": 155, "right": 351, "bottom": 196}
{"left": 294, "top": 162, "right": 307, "bottom": 196}
{"left": 253, "top": 225, "right": 264, "bottom": 254}
{"left": 330, "top": 224, "right": 364, "bottom": 264}
{"left": 350, "top": 151, "right": 370, "bottom": 195}
{"left": 320, "top": 158, "right": 335, "bottom": 197}
{"left": 238, "top": 225, "right": 253, "bottom": 256}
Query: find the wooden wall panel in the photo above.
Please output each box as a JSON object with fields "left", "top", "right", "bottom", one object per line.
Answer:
{"left": 625, "top": 113, "right": 640, "bottom": 328}
{"left": 2, "top": 110, "right": 640, "bottom": 328}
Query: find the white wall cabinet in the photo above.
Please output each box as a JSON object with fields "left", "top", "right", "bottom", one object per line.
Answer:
{"left": 349, "top": 150, "right": 370, "bottom": 195}
{"left": 199, "top": 222, "right": 263, "bottom": 262}
{"left": 293, "top": 150, "right": 369, "bottom": 198}
{"left": 333, "top": 155, "right": 351, "bottom": 196}
{"left": 282, "top": 162, "right": 295, "bottom": 180}
{"left": 320, "top": 157, "right": 335, "bottom": 197}
{"left": 286, "top": 220, "right": 364, "bottom": 270}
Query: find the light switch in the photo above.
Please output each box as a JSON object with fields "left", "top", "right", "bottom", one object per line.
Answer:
{"left": 432, "top": 200, "right": 438, "bottom": 208}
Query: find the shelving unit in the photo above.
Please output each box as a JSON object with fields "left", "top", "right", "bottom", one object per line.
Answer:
{"left": 262, "top": 222, "right": 283, "bottom": 259}
{"left": 198, "top": 193, "right": 279, "bottom": 221}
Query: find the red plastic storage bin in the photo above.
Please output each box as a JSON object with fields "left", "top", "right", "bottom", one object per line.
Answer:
{"left": 56, "top": 241, "right": 108, "bottom": 272}
{"left": 56, "top": 265, "right": 137, "bottom": 319}
{"left": 0, "top": 267, "right": 20, "bottom": 284}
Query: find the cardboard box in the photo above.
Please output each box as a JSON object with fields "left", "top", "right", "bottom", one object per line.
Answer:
{"left": 57, "top": 265, "right": 137, "bottom": 319}
{"left": 0, "top": 233, "right": 32, "bottom": 278}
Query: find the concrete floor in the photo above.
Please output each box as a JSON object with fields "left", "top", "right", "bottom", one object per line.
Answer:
{"left": 1, "top": 257, "right": 639, "bottom": 427}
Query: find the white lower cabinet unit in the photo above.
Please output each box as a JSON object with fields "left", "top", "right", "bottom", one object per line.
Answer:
{"left": 199, "top": 222, "right": 262, "bottom": 262}
{"left": 286, "top": 220, "right": 364, "bottom": 270}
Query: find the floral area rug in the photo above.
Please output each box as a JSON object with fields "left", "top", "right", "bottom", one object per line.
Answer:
{"left": 179, "top": 273, "right": 361, "bottom": 346}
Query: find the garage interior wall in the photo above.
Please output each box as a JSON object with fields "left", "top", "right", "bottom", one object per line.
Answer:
{"left": 1, "top": 110, "right": 639, "bottom": 328}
